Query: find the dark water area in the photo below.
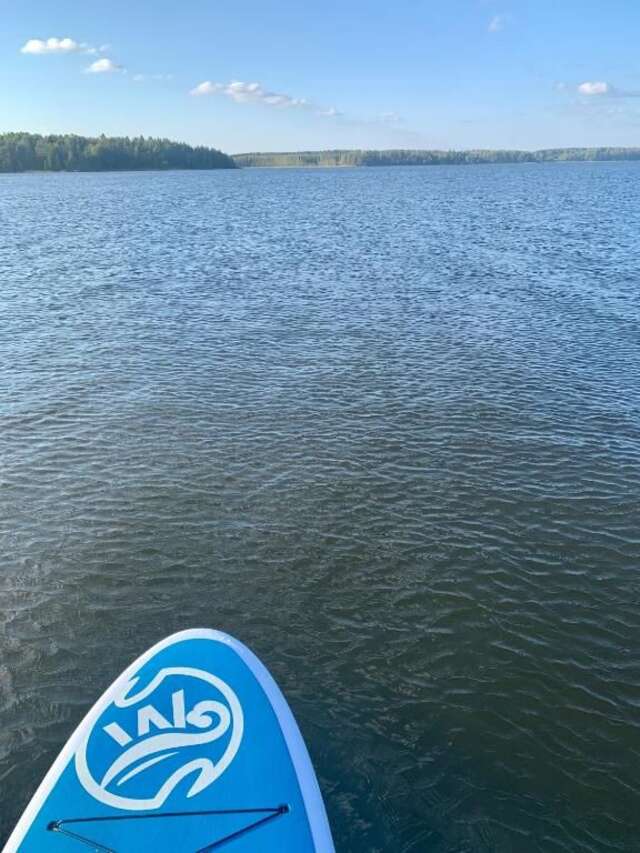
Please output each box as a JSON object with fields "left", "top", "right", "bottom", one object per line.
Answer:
{"left": 1, "top": 163, "right": 639, "bottom": 851}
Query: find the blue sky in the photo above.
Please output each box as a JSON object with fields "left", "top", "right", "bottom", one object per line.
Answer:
{"left": 2, "top": 0, "right": 639, "bottom": 153}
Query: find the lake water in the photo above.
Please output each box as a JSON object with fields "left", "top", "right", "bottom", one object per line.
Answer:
{"left": 1, "top": 163, "right": 639, "bottom": 851}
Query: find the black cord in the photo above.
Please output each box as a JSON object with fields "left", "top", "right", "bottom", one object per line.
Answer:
{"left": 196, "top": 807, "right": 289, "bottom": 851}
{"left": 47, "top": 805, "right": 290, "bottom": 851}
{"left": 48, "top": 821, "right": 114, "bottom": 852}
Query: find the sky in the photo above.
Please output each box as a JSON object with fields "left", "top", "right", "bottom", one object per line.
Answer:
{"left": 1, "top": 0, "right": 639, "bottom": 153}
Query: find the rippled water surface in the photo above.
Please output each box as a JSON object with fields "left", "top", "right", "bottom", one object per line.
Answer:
{"left": 1, "top": 164, "right": 640, "bottom": 851}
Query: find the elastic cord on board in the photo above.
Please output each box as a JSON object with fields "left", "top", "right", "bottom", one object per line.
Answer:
{"left": 47, "top": 804, "right": 290, "bottom": 852}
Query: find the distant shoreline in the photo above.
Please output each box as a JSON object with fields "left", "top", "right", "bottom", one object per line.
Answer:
{"left": 232, "top": 147, "right": 640, "bottom": 169}
{"left": 2, "top": 134, "right": 639, "bottom": 173}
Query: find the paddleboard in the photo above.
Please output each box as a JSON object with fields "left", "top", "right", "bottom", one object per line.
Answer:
{"left": 4, "top": 629, "right": 335, "bottom": 852}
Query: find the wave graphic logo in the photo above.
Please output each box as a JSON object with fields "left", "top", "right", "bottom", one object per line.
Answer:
{"left": 75, "top": 667, "right": 244, "bottom": 810}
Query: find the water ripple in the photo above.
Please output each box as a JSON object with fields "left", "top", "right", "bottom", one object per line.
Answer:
{"left": 1, "top": 164, "right": 639, "bottom": 850}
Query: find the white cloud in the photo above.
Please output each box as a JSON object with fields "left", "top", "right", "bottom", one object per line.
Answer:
{"left": 575, "top": 80, "right": 640, "bottom": 99}
{"left": 85, "top": 57, "right": 123, "bottom": 74}
{"left": 191, "top": 80, "right": 353, "bottom": 121}
{"left": 20, "top": 37, "right": 108, "bottom": 56}
{"left": 577, "top": 81, "right": 610, "bottom": 96}
{"left": 21, "top": 37, "right": 83, "bottom": 54}
{"left": 190, "top": 81, "right": 222, "bottom": 96}
{"left": 190, "top": 80, "right": 309, "bottom": 109}
{"left": 488, "top": 15, "right": 505, "bottom": 33}
{"left": 189, "top": 78, "right": 412, "bottom": 131}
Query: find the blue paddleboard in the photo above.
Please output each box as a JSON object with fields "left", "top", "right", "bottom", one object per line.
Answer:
{"left": 5, "top": 629, "right": 335, "bottom": 851}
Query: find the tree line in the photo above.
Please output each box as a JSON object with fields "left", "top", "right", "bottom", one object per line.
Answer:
{"left": 233, "top": 148, "right": 640, "bottom": 168}
{"left": 4, "top": 135, "right": 638, "bottom": 173}
{"left": 0, "top": 133, "right": 236, "bottom": 172}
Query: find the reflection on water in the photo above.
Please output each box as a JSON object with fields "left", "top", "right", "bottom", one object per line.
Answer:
{"left": 1, "top": 163, "right": 639, "bottom": 851}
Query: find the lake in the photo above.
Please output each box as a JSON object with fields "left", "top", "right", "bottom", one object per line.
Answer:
{"left": 1, "top": 163, "right": 639, "bottom": 851}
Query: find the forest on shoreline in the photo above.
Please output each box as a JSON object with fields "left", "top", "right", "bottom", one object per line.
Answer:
{"left": 0, "top": 133, "right": 236, "bottom": 172}
{"left": 2, "top": 134, "right": 639, "bottom": 173}
{"left": 233, "top": 148, "right": 640, "bottom": 168}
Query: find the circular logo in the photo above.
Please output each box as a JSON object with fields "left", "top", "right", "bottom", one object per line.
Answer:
{"left": 75, "top": 666, "right": 244, "bottom": 810}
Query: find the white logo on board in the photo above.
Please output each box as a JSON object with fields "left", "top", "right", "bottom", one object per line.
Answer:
{"left": 75, "top": 667, "right": 243, "bottom": 810}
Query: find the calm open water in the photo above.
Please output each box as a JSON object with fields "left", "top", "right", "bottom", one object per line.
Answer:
{"left": 1, "top": 163, "right": 639, "bottom": 851}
